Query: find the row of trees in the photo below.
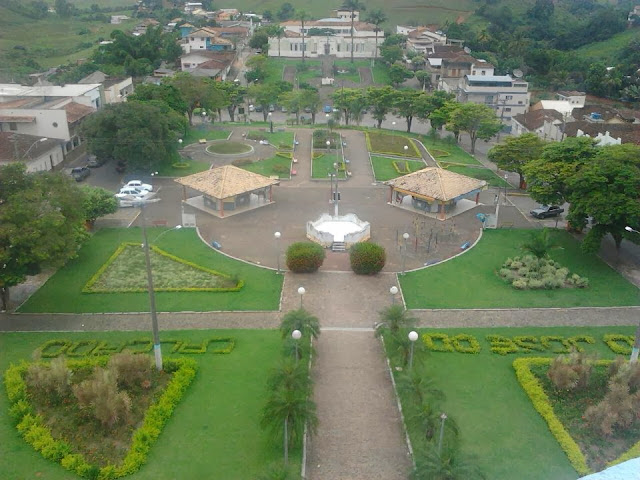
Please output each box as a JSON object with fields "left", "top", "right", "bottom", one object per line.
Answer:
{"left": 331, "top": 88, "right": 502, "bottom": 153}
{"left": 489, "top": 134, "right": 640, "bottom": 253}
{"left": 375, "top": 306, "right": 485, "bottom": 480}
{"left": 0, "top": 164, "right": 117, "bottom": 310}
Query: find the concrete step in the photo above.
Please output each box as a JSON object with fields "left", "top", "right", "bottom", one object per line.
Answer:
{"left": 331, "top": 242, "right": 346, "bottom": 252}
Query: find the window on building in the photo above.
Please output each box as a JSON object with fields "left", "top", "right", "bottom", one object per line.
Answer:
{"left": 518, "top": 101, "right": 523, "bottom": 104}
{"left": 505, "top": 108, "right": 511, "bottom": 112}
{"left": 337, "top": 44, "right": 341, "bottom": 52}
{"left": 505, "top": 95, "right": 513, "bottom": 100}
{"left": 9, "top": 122, "right": 17, "bottom": 131}
{"left": 481, "top": 70, "right": 486, "bottom": 75}
{"left": 485, "top": 95, "right": 494, "bottom": 104}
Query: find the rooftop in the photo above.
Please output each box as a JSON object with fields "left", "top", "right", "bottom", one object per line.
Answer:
{"left": 175, "top": 165, "right": 280, "bottom": 199}
{"left": 0, "top": 132, "right": 62, "bottom": 161}
{"left": 385, "top": 167, "right": 487, "bottom": 202}
{"left": 0, "top": 83, "right": 102, "bottom": 98}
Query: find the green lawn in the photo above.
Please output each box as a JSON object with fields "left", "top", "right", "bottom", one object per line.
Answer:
{"left": 182, "top": 127, "right": 230, "bottom": 146}
{"left": 311, "top": 154, "right": 347, "bottom": 179}
{"left": 157, "top": 159, "right": 211, "bottom": 177}
{"left": 206, "top": 141, "right": 253, "bottom": 154}
{"left": 576, "top": 28, "right": 640, "bottom": 60}
{"left": 400, "top": 229, "right": 640, "bottom": 309}
{"left": 441, "top": 164, "right": 510, "bottom": 187}
{"left": 391, "top": 326, "right": 635, "bottom": 480}
{"left": 366, "top": 132, "right": 421, "bottom": 157}
{"left": 246, "top": 130, "right": 295, "bottom": 149}
{"left": 0, "top": 329, "right": 301, "bottom": 480}
{"left": 264, "top": 58, "right": 322, "bottom": 84}
{"left": 370, "top": 155, "right": 426, "bottom": 181}
{"left": 422, "top": 138, "right": 483, "bottom": 166}
{"left": 240, "top": 155, "right": 291, "bottom": 179}
{"left": 19, "top": 228, "right": 283, "bottom": 313}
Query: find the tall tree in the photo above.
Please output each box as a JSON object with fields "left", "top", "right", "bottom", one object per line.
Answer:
{"left": 127, "top": 83, "right": 187, "bottom": 116}
{"left": 296, "top": 11, "right": 308, "bottom": 64}
{"left": 217, "top": 81, "right": 246, "bottom": 123}
{"left": 367, "top": 86, "right": 396, "bottom": 128}
{"left": 488, "top": 133, "right": 547, "bottom": 189}
{"left": 0, "top": 165, "right": 87, "bottom": 310}
{"left": 447, "top": 103, "right": 502, "bottom": 153}
{"left": 249, "top": 83, "right": 282, "bottom": 121}
{"left": 331, "top": 87, "right": 367, "bottom": 126}
{"left": 388, "top": 63, "right": 414, "bottom": 88}
{"left": 567, "top": 144, "right": 640, "bottom": 253}
{"left": 81, "top": 186, "right": 118, "bottom": 225}
{"left": 82, "top": 101, "right": 181, "bottom": 172}
{"left": 267, "top": 25, "right": 286, "bottom": 57}
{"left": 167, "top": 72, "right": 227, "bottom": 125}
{"left": 343, "top": 0, "right": 366, "bottom": 63}
{"left": 393, "top": 90, "right": 426, "bottom": 133}
{"left": 365, "top": 9, "right": 386, "bottom": 65}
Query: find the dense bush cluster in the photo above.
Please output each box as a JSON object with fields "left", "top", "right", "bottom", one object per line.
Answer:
{"left": 349, "top": 242, "right": 386, "bottom": 275}
{"left": 499, "top": 255, "right": 589, "bottom": 290}
{"left": 285, "top": 242, "right": 325, "bottom": 273}
{"left": 312, "top": 129, "right": 340, "bottom": 149}
{"left": 547, "top": 352, "right": 594, "bottom": 391}
{"left": 6, "top": 355, "right": 197, "bottom": 479}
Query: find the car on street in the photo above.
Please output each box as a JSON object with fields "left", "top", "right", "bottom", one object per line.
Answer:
{"left": 114, "top": 189, "right": 153, "bottom": 207}
{"left": 119, "top": 187, "right": 149, "bottom": 196}
{"left": 268, "top": 104, "right": 275, "bottom": 112}
{"left": 255, "top": 105, "right": 263, "bottom": 112}
{"left": 530, "top": 205, "right": 564, "bottom": 219}
{"left": 323, "top": 105, "right": 332, "bottom": 113}
{"left": 86, "top": 155, "right": 107, "bottom": 168}
{"left": 124, "top": 180, "right": 153, "bottom": 192}
{"left": 71, "top": 167, "right": 90, "bottom": 182}
{"left": 248, "top": 104, "right": 255, "bottom": 112}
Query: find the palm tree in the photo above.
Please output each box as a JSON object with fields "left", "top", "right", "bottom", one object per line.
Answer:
{"left": 296, "top": 10, "right": 308, "bottom": 64}
{"left": 274, "top": 26, "right": 285, "bottom": 58}
{"left": 365, "top": 9, "right": 386, "bottom": 65}
{"left": 260, "top": 389, "right": 318, "bottom": 465}
{"left": 343, "top": 0, "right": 366, "bottom": 63}
{"left": 521, "top": 228, "right": 561, "bottom": 259}
{"left": 280, "top": 308, "right": 321, "bottom": 340}
{"left": 267, "top": 358, "right": 312, "bottom": 394}
{"left": 396, "top": 369, "right": 444, "bottom": 406}
{"left": 407, "top": 402, "right": 458, "bottom": 443}
{"left": 375, "top": 304, "right": 416, "bottom": 337}
{"left": 412, "top": 444, "right": 485, "bottom": 480}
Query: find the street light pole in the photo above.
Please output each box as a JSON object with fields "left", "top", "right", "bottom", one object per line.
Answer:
{"left": 269, "top": 112, "right": 273, "bottom": 134}
{"left": 504, "top": 174, "right": 509, "bottom": 205}
{"left": 408, "top": 330, "right": 418, "bottom": 369}
{"left": 624, "top": 225, "right": 640, "bottom": 362}
{"left": 298, "top": 286, "right": 306, "bottom": 309}
{"left": 274, "top": 231, "right": 281, "bottom": 274}
{"left": 140, "top": 204, "right": 162, "bottom": 371}
{"left": 437, "top": 413, "right": 448, "bottom": 455}
{"left": 333, "top": 162, "right": 339, "bottom": 217}
{"left": 404, "top": 145, "right": 408, "bottom": 156}
{"left": 390, "top": 285, "right": 398, "bottom": 305}
{"left": 401, "top": 232, "right": 409, "bottom": 275}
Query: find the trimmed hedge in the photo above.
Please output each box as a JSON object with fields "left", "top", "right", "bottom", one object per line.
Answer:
{"left": 5, "top": 357, "right": 197, "bottom": 479}
{"left": 513, "top": 357, "right": 591, "bottom": 475}
{"left": 286, "top": 242, "right": 325, "bottom": 273}
{"left": 349, "top": 242, "right": 386, "bottom": 275}
{"left": 83, "top": 243, "right": 244, "bottom": 294}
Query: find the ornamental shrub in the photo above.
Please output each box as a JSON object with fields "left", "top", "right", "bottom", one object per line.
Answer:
{"left": 108, "top": 352, "right": 152, "bottom": 391}
{"left": 26, "top": 358, "right": 72, "bottom": 402}
{"left": 349, "top": 242, "right": 386, "bottom": 275}
{"left": 232, "top": 158, "right": 253, "bottom": 166}
{"left": 285, "top": 242, "right": 325, "bottom": 273}
{"left": 512, "top": 279, "right": 527, "bottom": 289}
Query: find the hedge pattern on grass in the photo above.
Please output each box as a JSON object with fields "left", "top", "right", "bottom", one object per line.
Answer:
{"left": 513, "top": 357, "right": 591, "bottom": 475}
{"left": 349, "top": 242, "right": 386, "bottom": 275}
{"left": 286, "top": 242, "right": 325, "bottom": 273}
{"left": 364, "top": 132, "right": 421, "bottom": 157}
{"left": 514, "top": 357, "right": 640, "bottom": 474}
{"left": 83, "top": 242, "right": 244, "bottom": 294}
{"left": 5, "top": 357, "right": 197, "bottom": 479}
{"left": 603, "top": 334, "right": 634, "bottom": 354}
{"left": 37, "top": 338, "right": 235, "bottom": 358}
{"left": 392, "top": 160, "right": 411, "bottom": 174}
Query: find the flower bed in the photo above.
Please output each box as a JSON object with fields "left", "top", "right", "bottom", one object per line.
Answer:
{"left": 365, "top": 132, "right": 420, "bottom": 157}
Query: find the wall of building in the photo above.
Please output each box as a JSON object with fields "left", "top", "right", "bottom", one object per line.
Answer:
{"left": 0, "top": 109, "right": 70, "bottom": 140}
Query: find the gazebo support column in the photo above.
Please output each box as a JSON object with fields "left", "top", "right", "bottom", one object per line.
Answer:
{"left": 269, "top": 185, "right": 273, "bottom": 202}
{"left": 439, "top": 201, "right": 446, "bottom": 220}
{"left": 388, "top": 186, "right": 394, "bottom": 203}
{"left": 475, "top": 192, "right": 480, "bottom": 204}
{"left": 219, "top": 199, "right": 224, "bottom": 217}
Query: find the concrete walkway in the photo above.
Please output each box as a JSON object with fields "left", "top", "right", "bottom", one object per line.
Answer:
{"left": 307, "top": 331, "right": 411, "bottom": 480}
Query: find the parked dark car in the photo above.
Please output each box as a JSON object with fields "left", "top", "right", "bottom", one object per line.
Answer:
{"left": 87, "top": 154, "right": 105, "bottom": 168}
{"left": 530, "top": 205, "right": 564, "bottom": 219}
{"left": 71, "top": 167, "right": 90, "bottom": 182}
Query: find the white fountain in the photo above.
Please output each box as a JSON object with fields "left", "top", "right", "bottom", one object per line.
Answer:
{"left": 306, "top": 163, "right": 370, "bottom": 251}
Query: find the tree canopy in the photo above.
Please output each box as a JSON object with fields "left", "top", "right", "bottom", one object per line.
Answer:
{"left": 447, "top": 103, "right": 502, "bottom": 153}
{"left": 488, "top": 133, "right": 547, "bottom": 189}
{"left": 0, "top": 164, "right": 87, "bottom": 310}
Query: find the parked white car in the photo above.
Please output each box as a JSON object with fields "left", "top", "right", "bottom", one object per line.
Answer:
{"left": 124, "top": 180, "right": 153, "bottom": 192}
{"left": 119, "top": 187, "right": 148, "bottom": 196}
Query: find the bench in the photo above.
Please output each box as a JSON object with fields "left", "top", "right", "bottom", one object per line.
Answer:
{"left": 292, "top": 158, "right": 298, "bottom": 163}
{"left": 198, "top": 139, "right": 207, "bottom": 144}
{"left": 291, "top": 169, "right": 297, "bottom": 176}
{"left": 152, "top": 220, "right": 168, "bottom": 227}
{"left": 460, "top": 241, "right": 470, "bottom": 250}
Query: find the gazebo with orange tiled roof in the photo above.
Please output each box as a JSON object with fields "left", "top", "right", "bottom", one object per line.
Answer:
{"left": 385, "top": 167, "right": 487, "bottom": 220}
{"left": 175, "top": 165, "right": 279, "bottom": 218}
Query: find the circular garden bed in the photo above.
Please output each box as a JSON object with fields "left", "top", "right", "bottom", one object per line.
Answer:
{"left": 206, "top": 141, "right": 254, "bottom": 156}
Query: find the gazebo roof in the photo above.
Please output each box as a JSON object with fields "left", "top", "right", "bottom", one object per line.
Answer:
{"left": 175, "top": 165, "right": 279, "bottom": 199}
{"left": 385, "top": 167, "right": 486, "bottom": 201}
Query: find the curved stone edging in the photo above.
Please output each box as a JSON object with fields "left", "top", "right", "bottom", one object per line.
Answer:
{"left": 204, "top": 140, "right": 254, "bottom": 157}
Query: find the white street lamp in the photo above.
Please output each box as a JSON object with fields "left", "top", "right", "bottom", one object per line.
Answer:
{"left": 401, "top": 232, "right": 410, "bottom": 275}
{"left": 326, "top": 139, "right": 331, "bottom": 152}
{"left": 297, "top": 286, "right": 306, "bottom": 309}
{"left": 269, "top": 111, "right": 273, "bottom": 133}
{"left": 404, "top": 145, "right": 408, "bottom": 155}
{"left": 408, "top": 330, "right": 418, "bottom": 369}
{"left": 390, "top": 285, "right": 399, "bottom": 305}
{"left": 22, "top": 137, "right": 48, "bottom": 159}
{"left": 178, "top": 138, "right": 183, "bottom": 147}
{"left": 274, "top": 231, "right": 281, "bottom": 274}
{"left": 438, "top": 413, "right": 448, "bottom": 454}
{"left": 292, "top": 329, "right": 302, "bottom": 362}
